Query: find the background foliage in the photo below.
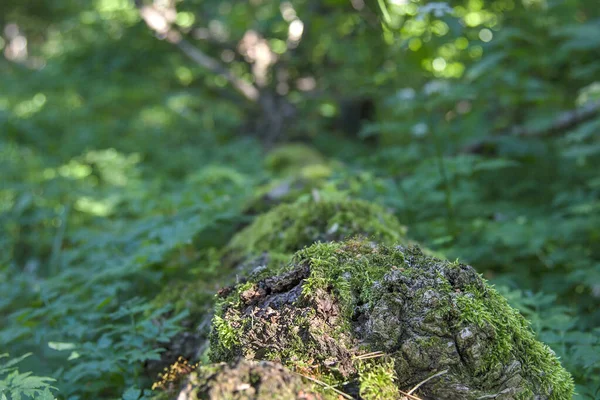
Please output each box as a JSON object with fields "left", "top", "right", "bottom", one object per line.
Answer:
{"left": 1, "top": 0, "right": 599, "bottom": 398}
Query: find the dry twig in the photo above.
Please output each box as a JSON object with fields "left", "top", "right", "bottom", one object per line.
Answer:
{"left": 293, "top": 371, "right": 353, "bottom": 400}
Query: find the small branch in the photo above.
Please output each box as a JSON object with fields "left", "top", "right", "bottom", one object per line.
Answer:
{"left": 462, "top": 100, "right": 600, "bottom": 154}
{"left": 511, "top": 100, "right": 600, "bottom": 138}
{"left": 173, "top": 36, "right": 259, "bottom": 102}
{"left": 352, "top": 351, "right": 385, "bottom": 360}
{"left": 407, "top": 369, "right": 448, "bottom": 395}
{"left": 136, "top": 2, "right": 259, "bottom": 102}
{"left": 398, "top": 389, "right": 423, "bottom": 400}
{"left": 292, "top": 371, "right": 353, "bottom": 399}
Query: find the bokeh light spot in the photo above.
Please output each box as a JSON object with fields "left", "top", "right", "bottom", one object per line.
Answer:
{"left": 433, "top": 57, "right": 447, "bottom": 71}
{"left": 479, "top": 28, "right": 493, "bottom": 42}
{"left": 176, "top": 12, "right": 195, "bottom": 28}
{"left": 409, "top": 38, "right": 422, "bottom": 51}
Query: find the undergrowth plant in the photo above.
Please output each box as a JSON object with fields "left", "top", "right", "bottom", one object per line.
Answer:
{"left": 0, "top": 353, "right": 57, "bottom": 400}
{"left": 0, "top": 137, "right": 264, "bottom": 397}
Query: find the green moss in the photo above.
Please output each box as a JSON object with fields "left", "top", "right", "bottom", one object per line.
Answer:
{"left": 211, "top": 240, "right": 406, "bottom": 387}
{"left": 212, "top": 314, "right": 241, "bottom": 351}
{"left": 224, "top": 198, "right": 407, "bottom": 274}
{"left": 264, "top": 143, "right": 326, "bottom": 176}
{"left": 456, "top": 284, "right": 575, "bottom": 400}
{"left": 209, "top": 299, "right": 246, "bottom": 362}
{"left": 299, "top": 239, "right": 405, "bottom": 318}
{"left": 357, "top": 359, "right": 401, "bottom": 400}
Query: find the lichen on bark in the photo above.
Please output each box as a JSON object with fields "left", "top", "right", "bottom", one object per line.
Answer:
{"left": 210, "top": 239, "right": 574, "bottom": 400}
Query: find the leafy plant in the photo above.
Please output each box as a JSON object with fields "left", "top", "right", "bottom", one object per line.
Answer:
{"left": 0, "top": 353, "right": 57, "bottom": 400}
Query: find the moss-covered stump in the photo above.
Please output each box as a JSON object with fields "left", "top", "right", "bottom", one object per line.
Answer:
{"left": 210, "top": 240, "right": 574, "bottom": 400}
{"left": 244, "top": 164, "right": 333, "bottom": 215}
{"left": 242, "top": 143, "right": 329, "bottom": 214}
{"left": 247, "top": 143, "right": 386, "bottom": 216}
{"left": 264, "top": 143, "right": 327, "bottom": 176}
{"left": 223, "top": 198, "right": 407, "bottom": 275}
{"left": 177, "top": 359, "right": 323, "bottom": 400}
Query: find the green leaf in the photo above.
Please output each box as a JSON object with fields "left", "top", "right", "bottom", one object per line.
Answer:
{"left": 122, "top": 387, "right": 142, "bottom": 400}
{"left": 465, "top": 53, "right": 505, "bottom": 82}
{"left": 473, "top": 159, "right": 520, "bottom": 172}
{"left": 48, "top": 342, "right": 77, "bottom": 351}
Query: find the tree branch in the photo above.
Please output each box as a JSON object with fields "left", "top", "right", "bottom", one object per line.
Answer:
{"left": 136, "top": 2, "right": 259, "bottom": 102}
{"left": 462, "top": 100, "right": 600, "bottom": 154}
{"left": 510, "top": 100, "right": 600, "bottom": 138}
{"left": 173, "top": 36, "right": 259, "bottom": 102}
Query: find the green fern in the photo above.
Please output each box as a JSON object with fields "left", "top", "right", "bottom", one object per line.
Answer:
{"left": 0, "top": 354, "right": 57, "bottom": 400}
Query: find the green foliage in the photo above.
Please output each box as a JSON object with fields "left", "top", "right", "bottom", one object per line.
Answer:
{"left": 499, "top": 287, "right": 600, "bottom": 399}
{"left": 0, "top": 138, "right": 263, "bottom": 397}
{"left": 1, "top": 0, "right": 599, "bottom": 398}
{"left": 0, "top": 354, "right": 57, "bottom": 400}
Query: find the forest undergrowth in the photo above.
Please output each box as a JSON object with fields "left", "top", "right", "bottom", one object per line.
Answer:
{"left": 2, "top": 0, "right": 600, "bottom": 398}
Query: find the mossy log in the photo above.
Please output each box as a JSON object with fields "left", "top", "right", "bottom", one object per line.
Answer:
{"left": 209, "top": 239, "right": 574, "bottom": 400}
{"left": 264, "top": 143, "right": 327, "bottom": 176}
{"left": 148, "top": 199, "right": 407, "bottom": 381}
{"left": 176, "top": 359, "right": 322, "bottom": 400}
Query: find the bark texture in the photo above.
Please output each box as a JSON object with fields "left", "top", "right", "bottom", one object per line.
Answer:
{"left": 178, "top": 359, "right": 322, "bottom": 400}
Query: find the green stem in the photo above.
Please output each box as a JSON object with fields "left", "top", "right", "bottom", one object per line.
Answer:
{"left": 49, "top": 204, "right": 70, "bottom": 276}
{"left": 430, "top": 117, "right": 457, "bottom": 235}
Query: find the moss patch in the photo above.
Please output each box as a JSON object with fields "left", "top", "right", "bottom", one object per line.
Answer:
{"left": 357, "top": 358, "right": 401, "bottom": 400}
{"left": 223, "top": 198, "right": 407, "bottom": 275}
{"left": 210, "top": 239, "right": 574, "bottom": 399}
{"left": 244, "top": 165, "right": 333, "bottom": 214}
{"left": 149, "top": 198, "right": 407, "bottom": 381}
{"left": 264, "top": 143, "right": 327, "bottom": 176}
